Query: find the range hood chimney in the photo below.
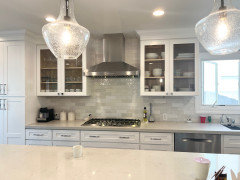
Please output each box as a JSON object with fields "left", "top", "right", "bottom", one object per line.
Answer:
{"left": 85, "top": 33, "right": 139, "bottom": 77}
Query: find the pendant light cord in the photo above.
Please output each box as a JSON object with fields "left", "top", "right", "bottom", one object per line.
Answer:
{"left": 64, "top": 0, "right": 70, "bottom": 20}
{"left": 219, "top": 0, "right": 226, "bottom": 10}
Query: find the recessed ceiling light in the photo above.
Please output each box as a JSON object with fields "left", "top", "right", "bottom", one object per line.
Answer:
{"left": 153, "top": 10, "right": 165, "bottom": 17}
{"left": 45, "top": 16, "right": 56, "bottom": 22}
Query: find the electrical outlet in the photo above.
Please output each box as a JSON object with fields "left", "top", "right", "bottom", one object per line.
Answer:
{"left": 163, "top": 113, "right": 167, "bottom": 121}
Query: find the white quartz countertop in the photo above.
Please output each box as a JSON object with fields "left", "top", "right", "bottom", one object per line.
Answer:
{"left": 26, "top": 120, "right": 240, "bottom": 135}
{"left": 0, "top": 145, "right": 239, "bottom": 180}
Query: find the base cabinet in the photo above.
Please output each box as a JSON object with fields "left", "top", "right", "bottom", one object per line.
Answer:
{"left": 223, "top": 135, "right": 240, "bottom": 154}
{"left": 25, "top": 129, "right": 174, "bottom": 151}
{"left": 82, "top": 142, "right": 139, "bottom": 150}
{"left": 26, "top": 140, "right": 52, "bottom": 146}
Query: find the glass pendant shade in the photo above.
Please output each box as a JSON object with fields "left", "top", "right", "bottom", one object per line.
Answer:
{"left": 42, "top": 0, "right": 90, "bottom": 59}
{"left": 195, "top": 0, "right": 240, "bottom": 55}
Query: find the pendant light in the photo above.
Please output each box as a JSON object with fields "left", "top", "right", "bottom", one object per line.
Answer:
{"left": 42, "top": 0, "right": 90, "bottom": 59}
{"left": 195, "top": 0, "right": 240, "bottom": 55}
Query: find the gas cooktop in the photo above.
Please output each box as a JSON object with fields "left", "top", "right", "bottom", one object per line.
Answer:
{"left": 81, "top": 118, "right": 141, "bottom": 127}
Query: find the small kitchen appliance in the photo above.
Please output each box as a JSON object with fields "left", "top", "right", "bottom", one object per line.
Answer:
{"left": 37, "top": 108, "right": 54, "bottom": 122}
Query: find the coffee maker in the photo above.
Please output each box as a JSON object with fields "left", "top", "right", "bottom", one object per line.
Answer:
{"left": 37, "top": 107, "right": 54, "bottom": 122}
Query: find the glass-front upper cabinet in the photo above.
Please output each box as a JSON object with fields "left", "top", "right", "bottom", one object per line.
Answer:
{"left": 37, "top": 46, "right": 59, "bottom": 96}
{"left": 37, "top": 45, "right": 87, "bottom": 96}
{"left": 63, "top": 51, "right": 87, "bottom": 95}
{"left": 140, "top": 40, "right": 170, "bottom": 96}
{"left": 170, "top": 39, "right": 199, "bottom": 96}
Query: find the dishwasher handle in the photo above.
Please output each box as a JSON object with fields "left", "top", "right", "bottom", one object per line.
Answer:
{"left": 182, "top": 138, "right": 212, "bottom": 143}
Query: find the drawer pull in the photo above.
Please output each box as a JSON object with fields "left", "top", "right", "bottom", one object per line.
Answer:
{"left": 33, "top": 133, "right": 44, "bottom": 136}
{"left": 150, "top": 138, "right": 162, "bottom": 141}
{"left": 89, "top": 135, "right": 100, "bottom": 138}
{"left": 60, "top": 134, "right": 72, "bottom": 137}
{"left": 119, "top": 136, "right": 130, "bottom": 139}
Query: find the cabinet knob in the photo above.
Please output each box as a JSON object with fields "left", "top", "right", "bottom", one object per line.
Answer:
{"left": 61, "top": 93, "right": 64, "bottom": 96}
{"left": 171, "top": 93, "right": 173, "bottom": 95}
{"left": 166, "top": 93, "right": 168, "bottom": 95}
{"left": 57, "top": 93, "right": 60, "bottom": 96}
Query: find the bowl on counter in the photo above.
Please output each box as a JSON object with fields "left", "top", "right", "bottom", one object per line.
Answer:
{"left": 145, "top": 53, "right": 159, "bottom": 59}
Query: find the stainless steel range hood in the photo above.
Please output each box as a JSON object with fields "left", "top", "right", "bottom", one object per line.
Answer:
{"left": 85, "top": 33, "right": 139, "bottom": 77}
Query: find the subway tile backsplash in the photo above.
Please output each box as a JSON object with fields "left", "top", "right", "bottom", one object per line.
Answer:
{"left": 38, "top": 78, "right": 200, "bottom": 122}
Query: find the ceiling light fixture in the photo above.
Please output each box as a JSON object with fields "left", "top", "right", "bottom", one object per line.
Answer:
{"left": 195, "top": 0, "right": 240, "bottom": 55}
{"left": 45, "top": 16, "right": 56, "bottom": 22}
{"left": 42, "top": 0, "right": 90, "bottom": 59}
{"left": 153, "top": 9, "right": 165, "bottom": 16}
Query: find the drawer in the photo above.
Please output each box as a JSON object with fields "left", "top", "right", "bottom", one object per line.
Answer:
{"left": 82, "top": 142, "right": 139, "bottom": 150}
{"left": 140, "top": 132, "right": 173, "bottom": 145}
{"left": 26, "top": 140, "right": 52, "bottom": 146}
{"left": 26, "top": 129, "right": 52, "bottom": 140}
{"left": 140, "top": 144, "right": 173, "bottom": 151}
{"left": 53, "top": 141, "right": 80, "bottom": 147}
{"left": 81, "top": 131, "right": 139, "bottom": 143}
{"left": 224, "top": 135, "right": 240, "bottom": 148}
{"left": 53, "top": 130, "right": 80, "bottom": 141}
{"left": 223, "top": 147, "right": 240, "bottom": 154}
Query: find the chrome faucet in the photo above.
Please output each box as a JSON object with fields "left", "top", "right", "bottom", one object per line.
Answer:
{"left": 220, "top": 114, "right": 235, "bottom": 126}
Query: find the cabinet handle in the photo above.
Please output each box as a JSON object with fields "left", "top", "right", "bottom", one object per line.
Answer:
{"left": 33, "top": 133, "right": 44, "bottom": 136}
{"left": 119, "top": 136, "right": 130, "bottom": 139}
{"left": 3, "top": 84, "right": 7, "bottom": 95}
{"left": 0, "top": 99, "right": 2, "bottom": 110}
{"left": 89, "top": 135, "right": 100, "bottom": 138}
{"left": 3, "top": 99, "right": 7, "bottom": 110}
{"left": 150, "top": 138, "right": 162, "bottom": 141}
{"left": 60, "top": 134, "right": 71, "bottom": 137}
{"left": 0, "top": 84, "right": 2, "bottom": 95}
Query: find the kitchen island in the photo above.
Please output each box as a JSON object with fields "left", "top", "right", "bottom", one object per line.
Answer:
{"left": 0, "top": 145, "right": 239, "bottom": 180}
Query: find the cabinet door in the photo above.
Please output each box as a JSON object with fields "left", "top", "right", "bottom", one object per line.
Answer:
{"left": 0, "top": 43, "right": 4, "bottom": 95}
{"left": 82, "top": 142, "right": 139, "bottom": 150}
{"left": 0, "top": 99, "right": 3, "bottom": 144}
{"left": 170, "top": 39, "right": 199, "bottom": 96}
{"left": 37, "top": 45, "right": 59, "bottom": 96}
{"left": 26, "top": 140, "right": 52, "bottom": 146}
{"left": 140, "top": 40, "right": 170, "bottom": 96}
{"left": 62, "top": 50, "right": 87, "bottom": 96}
{"left": 3, "top": 97, "right": 25, "bottom": 145}
{"left": 3, "top": 41, "right": 25, "bottom": 96}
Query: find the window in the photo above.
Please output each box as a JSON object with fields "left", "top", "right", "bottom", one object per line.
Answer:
{"left": 202, "top": 60, "right": 240, "bottom": 106}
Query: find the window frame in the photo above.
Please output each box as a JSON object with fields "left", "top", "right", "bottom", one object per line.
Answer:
{"left": 195, "top": 52, "right": 240, "bottom": 114}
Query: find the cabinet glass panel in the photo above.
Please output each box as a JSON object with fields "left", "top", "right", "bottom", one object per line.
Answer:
{"left": 144, "top": 45, "right": 165, "bottom": 92}
{"left": 64, "top": 55, "right": 82, "bottom": 93}
{"left": 40, "top": 49, "right": 58, "bottom": 92}
{"left": 173, "top": 43, "right": 195, "bottom": 92}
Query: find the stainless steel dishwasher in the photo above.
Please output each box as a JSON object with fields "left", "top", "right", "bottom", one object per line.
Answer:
{"left": 174, "top": 133, "right": 221, "bottom": 153}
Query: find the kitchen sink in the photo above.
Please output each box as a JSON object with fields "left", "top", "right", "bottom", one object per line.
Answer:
{"left": 223, "top": 125, "right": 240, "bottom": 130}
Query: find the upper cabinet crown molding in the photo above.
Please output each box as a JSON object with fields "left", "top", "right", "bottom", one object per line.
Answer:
{"left": 136, "top": 28, "right": 196, "bottom": 41}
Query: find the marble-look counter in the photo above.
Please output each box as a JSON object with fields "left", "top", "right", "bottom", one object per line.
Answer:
{"left": 0, "top": 144, "right": 239, "bottom": 180}
{"left": 26, "top": 120, "right": 240, "bottom": 135}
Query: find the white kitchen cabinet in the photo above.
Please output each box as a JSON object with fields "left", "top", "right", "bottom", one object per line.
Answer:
{"left": 3, "top": 41, "right": 25, "bottom": 97}
{"left": 2, "top": 97, "right": 25, "bottom": 145}
{"left": 26, "top": 129, "right": 52, "bottom": 140}
{"left": 37, "top": 45, "right": 88, "bottom": 96}
{"left": 81, "top": 131, "right": 139, "bottom": 143}
{"left": 223, "top": 135, "right": 240, "bottom": 154}
{"left": 140, "top": 132, "right": 174, "bottom": 151}
{"left": 53, "top": 130, "right": 80, "bottom": 141}
{"left": 0, "top": 43, "right": 4, "bottom": 95}
{"left": 26, "top": 140, "right": 52, "bottom": 146}
{"left": 53, "top": 141, "right": 80, "bottom": 147}
{"left": 82, "top": 142, "right": 139, "bottom": 150}
{"left": 140, "top": 38, "right": 199, "bottom": 96}
{"left": 0, "top": 99, "right": 4, "bottom": 144}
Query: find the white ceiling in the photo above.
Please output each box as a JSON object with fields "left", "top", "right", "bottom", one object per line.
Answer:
{"left": 0, "top": 0, "right": 240, "bottom": 35}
